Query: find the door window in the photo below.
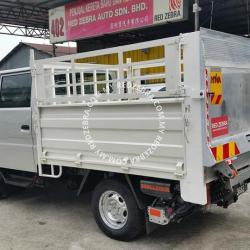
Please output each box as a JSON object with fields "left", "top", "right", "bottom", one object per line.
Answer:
{"left": 0, "top": 73, "right": 32, "bottom": 108}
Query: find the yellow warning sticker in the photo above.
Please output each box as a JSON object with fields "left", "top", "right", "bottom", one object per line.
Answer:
{"left": 210, "top": 68, "right": 223, "bottom": 105}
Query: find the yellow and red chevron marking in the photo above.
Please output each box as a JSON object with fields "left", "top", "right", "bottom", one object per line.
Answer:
{"left": 211, "top": 142, "right": 240, "bottom": 162}
{"left": 210, "top": 94, "right": 223, "bottom": 105}
{"left": 210, "top": 69, "right": 223, "bottom": 105}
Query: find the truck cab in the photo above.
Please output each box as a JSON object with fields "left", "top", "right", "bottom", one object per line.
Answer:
{"left": 0, "top": 68, "right": 36, "bottom": 173}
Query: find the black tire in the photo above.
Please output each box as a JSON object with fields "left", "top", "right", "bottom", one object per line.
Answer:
{"left": 91, "top": 179, "right": 145, "bottom": 241}
{"left": 0, "top": 175, "right": 8, "bottom": 199}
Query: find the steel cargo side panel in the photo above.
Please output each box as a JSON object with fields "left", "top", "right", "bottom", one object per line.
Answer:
{"left": 38, "top": 100, "right": 185, "bottom": 180}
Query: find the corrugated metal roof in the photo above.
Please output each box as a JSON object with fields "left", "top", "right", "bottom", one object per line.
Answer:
{"left": 23, "top": 42, "right": 77, "bottom": 56}
{"left": 0, "top": 0, "right": 72, "bottom": 29}
{"left": 0, "top": 42, "right": 76, "bottom": 67}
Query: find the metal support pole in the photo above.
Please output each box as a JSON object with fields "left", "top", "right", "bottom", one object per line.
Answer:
{"left": 52, "top": 44, "right": 56, "bottom": 57}
{"left": 210, "top": 0, "right": 214, "bottom": 29}
{"left": 193, "top": 0, "right": 201, "bottom": 31}
{"left": 247, "top": 0, "right": 250, "bottom": 36}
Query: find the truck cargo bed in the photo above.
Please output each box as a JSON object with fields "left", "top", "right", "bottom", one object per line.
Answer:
{"left": 33, "top": 29, "right": 250, "bottom": 205}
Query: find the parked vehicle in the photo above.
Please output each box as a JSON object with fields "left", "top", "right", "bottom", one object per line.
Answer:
{"left": 0, "top": 29, "right": 250, "bottom": 241}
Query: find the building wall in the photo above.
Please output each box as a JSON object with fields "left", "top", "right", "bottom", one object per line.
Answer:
{"left": 0, "top": 46, "right": 51, "bottom": 71}
{"left": 35, "top": 50, "right": 52, "bottom": 61}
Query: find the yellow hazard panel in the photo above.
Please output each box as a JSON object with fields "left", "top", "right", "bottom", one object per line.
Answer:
{"left": 123, "top": 46, "right": 164, "bottom": 63}
{"left": 76, "top": 46, "right": 165, "bottom": 84}
{"left": 211, "top": 142, "right": 240, "bottom": 162}
{"left": 76, "top": 53, "right": 119, "bottom": 65}
{"left": 210, "top": 68, "right": 223, "bottom": 105}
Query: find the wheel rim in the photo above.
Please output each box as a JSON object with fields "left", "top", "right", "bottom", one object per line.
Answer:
{"left": 99, "top": 190, "right": 128, "bottom": 230}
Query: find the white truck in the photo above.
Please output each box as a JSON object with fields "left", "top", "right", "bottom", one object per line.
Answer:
{"left": 0, "top": 29, "right": 250, "bottom": 241}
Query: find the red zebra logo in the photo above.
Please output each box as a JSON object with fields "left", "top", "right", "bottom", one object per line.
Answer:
{"left": 169, "top": 0, "right": 182, "bottom": 11}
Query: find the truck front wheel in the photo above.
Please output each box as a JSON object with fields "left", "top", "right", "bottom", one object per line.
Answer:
{"left": 91, "top": 179, "right": 145, "bottom": 241}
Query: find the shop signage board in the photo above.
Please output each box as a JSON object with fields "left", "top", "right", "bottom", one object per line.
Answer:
{"left": 49, "top": 0, "right": 188, "bottom": 43}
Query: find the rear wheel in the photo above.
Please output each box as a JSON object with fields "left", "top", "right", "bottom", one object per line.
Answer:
{"left": 0, "top": 175, "right": 8, "bottom": 199}
{"left": 91, "top": 179, "right": 145, "bottom": 241}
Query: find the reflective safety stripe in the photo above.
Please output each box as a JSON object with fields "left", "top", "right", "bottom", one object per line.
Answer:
{"left": 223, "top": 143, "right": 229, "bottom": 159}
{"left": 216, "top": 144, "right": 224, "bottom": 161}
{"left": 229, "top": 141, "right": 236, "bottom": 157}
{"left": 211, "top": 94, "right": 223, "bottom": 105}
{"left": 211, "top": 142, "right": 240, "bottom": 162}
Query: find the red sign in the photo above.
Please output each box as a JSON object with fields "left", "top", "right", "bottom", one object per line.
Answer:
{"left": 211, "top": 116, "right": 229, "bottom": 138}
{"left": 49, "top": 0, "right": 187, "bottom": 43}
{"left": 65, "top": 0, "right": 153, "bottom": 41}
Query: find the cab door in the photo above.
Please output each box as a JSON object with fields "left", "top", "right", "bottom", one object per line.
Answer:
{"left": 0, "top": 71, "right": 36, "bottom": 172}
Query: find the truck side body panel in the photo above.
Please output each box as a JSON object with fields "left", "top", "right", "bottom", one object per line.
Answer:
{"left": 39, "top": 100, "right": 185, "bottom": 180}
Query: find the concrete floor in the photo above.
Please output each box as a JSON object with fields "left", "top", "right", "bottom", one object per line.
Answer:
{"left": 0, "top": 183, "right": 250, "bottom": 250}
